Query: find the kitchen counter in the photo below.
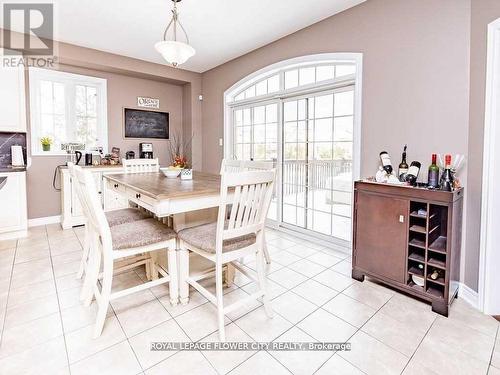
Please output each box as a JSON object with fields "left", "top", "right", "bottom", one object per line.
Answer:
{"left": 59, "top": 164, "right": 123, "bottom": 170}
{"left": 0, "top": 166, "right": 26, "bottom": 173}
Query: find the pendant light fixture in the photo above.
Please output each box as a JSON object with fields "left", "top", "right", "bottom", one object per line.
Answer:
{"left": 155, "top": 0, "right": 195, "bottom": 67}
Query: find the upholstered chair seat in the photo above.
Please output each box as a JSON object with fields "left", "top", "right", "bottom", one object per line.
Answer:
{"left": 111, "top": 218, "right": 177, "bottom": 250}
{"left": 178, "top": 222, "right": 256, "bottom": 254}
{"left": 105, "top": 208, "right": 149, "bottom": 227}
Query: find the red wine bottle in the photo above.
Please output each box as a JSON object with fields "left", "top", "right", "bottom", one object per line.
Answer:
{"left": 439, "top": 154, "right": 454, "bottom": 191}
{"left": 379, "top": 151, "right": 393, "bottom": 175}
{"left": 405, "top": 161, "right": 421, "bottom": 186}
{"left": 427, "top": 154, "right": 440, "bottom": 188}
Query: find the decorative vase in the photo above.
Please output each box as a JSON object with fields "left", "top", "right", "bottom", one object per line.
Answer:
{"left": 180, "top": 168, "right": 193, "bottom": 180}
{"left": 42, "top": 144, "right": 51, "bottom": 151}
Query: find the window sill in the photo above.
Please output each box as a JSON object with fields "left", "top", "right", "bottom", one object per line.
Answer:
{"left": 31, "top": 151, "right": 68, "bottom": 157}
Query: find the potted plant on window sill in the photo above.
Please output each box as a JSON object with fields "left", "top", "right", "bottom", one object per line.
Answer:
{"left": 40, "top": 137, "right": 52, "bottom": 152}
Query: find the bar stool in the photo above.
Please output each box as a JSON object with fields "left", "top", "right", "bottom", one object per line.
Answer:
{"left": 74, "top": 166, "right": 178, "bottom": 337}
{"left": 178, "top": 168, "right": 276, "bottom": 341}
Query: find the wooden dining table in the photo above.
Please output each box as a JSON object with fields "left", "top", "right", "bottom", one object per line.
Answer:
{"left": 103, "top": 171, "right": 229, "bottom": 231}
{"left": 103, "top": 170, "right": 235, "bottom": 282}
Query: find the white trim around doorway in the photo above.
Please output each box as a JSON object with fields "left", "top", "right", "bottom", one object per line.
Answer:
{"left": 478, "top": 17, "right": 500, "bottom": 315}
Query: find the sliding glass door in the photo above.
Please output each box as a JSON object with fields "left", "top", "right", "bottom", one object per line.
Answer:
{"left": 281, "top": 87, "right": 354, "bottom": 241}
{"left": 227, "top": 59, "right": 358, "bottom": 244}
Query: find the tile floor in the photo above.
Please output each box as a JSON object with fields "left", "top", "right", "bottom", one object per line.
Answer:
{"left": 0, "top": 224, "right": 498, "bottom": 375}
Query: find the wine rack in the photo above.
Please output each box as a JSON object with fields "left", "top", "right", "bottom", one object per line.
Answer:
{"left": 352, "top": 181, "right": 463, "bottom": 316}
{"left": 407, "top": 202, "right": 448, "bottom": 299}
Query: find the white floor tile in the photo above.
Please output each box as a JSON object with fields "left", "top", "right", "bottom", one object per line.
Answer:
{"left": 70, "top": 341, "right": 141, "bottom": 375}
{"left": 145, "top": 350, "right": 217, "bottom": 375}
{"left": 7, "top": 279, "right": 56, "bottom": 307}
{"left": 313, "top": 269, "right": 355, "bottom": 292}
{"left": 297, "top": 308, "right": 356, "bottom": 342}
{"left": 117, "top": 299, "right": 172, "bottom": 337}
{"left": 159, "top": 290, "right": 208, "bottom": 317}
{"left": 0, "top": 313, "right": 63, "bottom": 359}
{"left": 4, "top": 293, "right": 59, "bottom": 329}
{"left": 323, "top": 293, "right": 376, "bottom": 328}
{"left": 268, "top": 237, "right": 298, "bottom": 250}
{"left": 267, "top": 267, "right": 308, "bottom": 289}
{"left": 174, "top": 302, "right": 230, "bottom": 342}
{"left": 284, "top": 244, "right": 319, "bottom": 258}
{"left": 270, "top": 327, "right": 332, "bottom": 375}
{"left": 230, "top": 351, "right": 290, "bottom": 375}
{"left": 223, "top": 288, "right": 262, "bottom": 321}
{"left": 201, "top": 323, "right": 256, "bottom": 374}
{"left": 291, "top": 279, "right": 339, "bottom": 306}
{"left": 361, "top": 311, "right": 426, "bottom": 357}
{"left": 65, "top": 315, "right": 126, "bottom": 363}
{"left": 492, "top": 338, "right": 500, "bottom": 369}
{"left": 0, "top": 336, "right": 68, "bottom": 375}
{"left": 342, "top": 282, "right": 393, "bottom": 310}
{"left": 316, "top": 354, "right": 365, "bottom": 375}
{"left": 272, "top": 291, "right": 317, "bottom": 324}
{"left": 61, "top": 303, "right": 113, "bottom": 333}
{"left": 242, "top": 279, "right": 288, "bottom": 300}
{"left": 235, "top": 306, "right": 292, "bottom": 342}
{"left": 129, "top": 319, "right": 189, "bottom": 370}
{"left": 287, "top": 258, "right": 326, "bottom": 278}
{"left": 330, "top": 259, "right": 352, "bottom": 277}
{"left": 339, "top": 331, "right": 409, "bottom": 375}
{"left": 307, "top": 251, "right": 343, "bottom": 267}
{"left": 269, "top": 250, "right": 302, "bottom": 266}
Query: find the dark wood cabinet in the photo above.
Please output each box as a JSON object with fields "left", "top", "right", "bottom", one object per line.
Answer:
{"left": 352, "top": 181, "right": 463, "bottom": 316}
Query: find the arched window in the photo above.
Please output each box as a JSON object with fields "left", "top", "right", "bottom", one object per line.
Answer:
{"left": 224, "top": 54, "right": 362, "bottom": 246}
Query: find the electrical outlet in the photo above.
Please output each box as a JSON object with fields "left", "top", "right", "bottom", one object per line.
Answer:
{"left": 219, "top": 138, "right": 223, "bottom": 146}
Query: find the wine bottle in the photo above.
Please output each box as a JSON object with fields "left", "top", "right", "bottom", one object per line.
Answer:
{"left": 398, "top": 145, "right": 409, "bottom": 181}
{"left": 405, "top": 161, "right": 421, "bottom": 186}
{"left": 427, "top": 154, "right": 440, "bottom": 188}
{"left": 379, "top": 151, "right": 393, "bottom": 175}
{"left": 439, "top": 154, "right": 454, "bottom": 191}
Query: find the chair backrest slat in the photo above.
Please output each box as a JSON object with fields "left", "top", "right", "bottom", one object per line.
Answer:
{"left": 122, "top": 158, "right": 160, "bottom": 173}
{"left": 220, "top": 159, "right": 274, "bottom": 174}
{"left": 216, "top": 166, "right": 276, "bottom": 257}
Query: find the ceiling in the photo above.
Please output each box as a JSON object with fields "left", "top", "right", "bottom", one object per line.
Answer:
{"left": 2, "top": 0, "right": 365, "bottom": 73}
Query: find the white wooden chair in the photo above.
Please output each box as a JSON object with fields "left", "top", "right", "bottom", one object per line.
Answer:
{"left": 220, "top": 159, "right": 274, "bottom": 264}
{"left": 122, "top": 158, "right": 160, "bottom": 173}
{"left": 178, "top": 168, "right": 276, "bottom": 341}
{"left": 74, "top": 166, "right": 178, "bottom": 338}
{"left": 67, "top": 163, "right": 149, "bottom": 299}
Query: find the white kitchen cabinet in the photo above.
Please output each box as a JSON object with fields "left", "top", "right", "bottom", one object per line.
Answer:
{"left": 60, "top": 166, "right": 127, "bottom": 229}
{"left": 0, "top": 172, "right": 27, "bottom": 239}
{"left": 0, "top": 49, "right": 27, "bottom": 133}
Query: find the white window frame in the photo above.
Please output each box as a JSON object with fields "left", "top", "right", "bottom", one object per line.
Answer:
{"left": 223, "top": 53, "right": 363, "bottom": 248}
{"left": 29, "top": 68, "right": 108, "bottom": 156}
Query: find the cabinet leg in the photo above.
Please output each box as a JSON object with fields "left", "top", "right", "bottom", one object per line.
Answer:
{"left": 431, "top": 299, "right": 448, "bottom": 317}
{"left": 351, "top": 268, "right": 365, "bottom": 282}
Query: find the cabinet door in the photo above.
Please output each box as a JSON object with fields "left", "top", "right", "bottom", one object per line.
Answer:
{"left": 70, "top": 172, "right": 103, "bottom": 218}
{"left": 354, "top": 192, "right": 408, "bottom": 283}
{"left": 0, "top": 51, "right": 26, "bottom": 132}
{"left": 0, "top": 173, "right": 27, "bottom": 233}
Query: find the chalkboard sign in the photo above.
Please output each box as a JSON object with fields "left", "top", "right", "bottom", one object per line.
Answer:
{"left": 124, "top": 108, "right": 169, "bottom": 139}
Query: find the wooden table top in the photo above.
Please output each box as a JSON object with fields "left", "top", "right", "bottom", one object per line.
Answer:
{"left": 104, "top": 171, "right": 222, "bottom": 200}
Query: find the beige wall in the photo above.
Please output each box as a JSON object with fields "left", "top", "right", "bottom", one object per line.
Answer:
{"left": 200, "top": 0, "right": 472, "bottom": 282}
{"left": 26, "top": 66, "right": 184, "bottom": 219}
{"left": 464, "top": 0, "right": 500, "bottom": 291}
{"left": 0, "top": 34, "right": 205, "bottom": 220}
{"left": 201, "top": 0, "right": 471, "bottom": 177}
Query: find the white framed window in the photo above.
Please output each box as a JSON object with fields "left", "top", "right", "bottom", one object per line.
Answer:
{"left": 224, "top": 53, "right": 362, "bottom": 247}
{"left": 29, "top": 68, "right": 108, "bottom": 155}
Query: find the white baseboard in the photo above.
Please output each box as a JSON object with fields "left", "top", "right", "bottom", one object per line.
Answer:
{"left": 459, "top": 283, "right": 479, "bottom": 309}
{"left": 28, "top": 215, "right": 61, "bottom": 227}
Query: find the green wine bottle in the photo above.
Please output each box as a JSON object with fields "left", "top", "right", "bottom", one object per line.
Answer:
{"left": 427, "top": 154, "right": 440, "bottom": 188}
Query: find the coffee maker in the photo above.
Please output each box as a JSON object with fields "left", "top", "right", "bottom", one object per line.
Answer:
{"left": 139, "top": 143, "right": 153, "bottom": 159}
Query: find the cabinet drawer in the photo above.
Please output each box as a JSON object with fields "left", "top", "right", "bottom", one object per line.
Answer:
{"left": 107, "top": 180, "right": 126, "bottom": 194}
{"left": 126, "top": 188, "right": 156, "bottom": 207}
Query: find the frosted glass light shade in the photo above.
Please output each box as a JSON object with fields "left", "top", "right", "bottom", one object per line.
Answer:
{"left": 154, "top": 40, "right": 195, "bottom": 67}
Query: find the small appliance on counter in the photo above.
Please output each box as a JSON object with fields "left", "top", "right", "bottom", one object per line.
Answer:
{"left": 61, "top": 143, "right": 85, "bottom": 165}
{"left": 11, "top": 145, "right": 25, "bottom": 167}
{"left": 85, "top": 153, "right": 93, "bottom": 166}
{"left": 139, "top": 143, "right": 153, "bottom": 159}
{"left": 126, "top": 151, "right": 135, "bottom": 159}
